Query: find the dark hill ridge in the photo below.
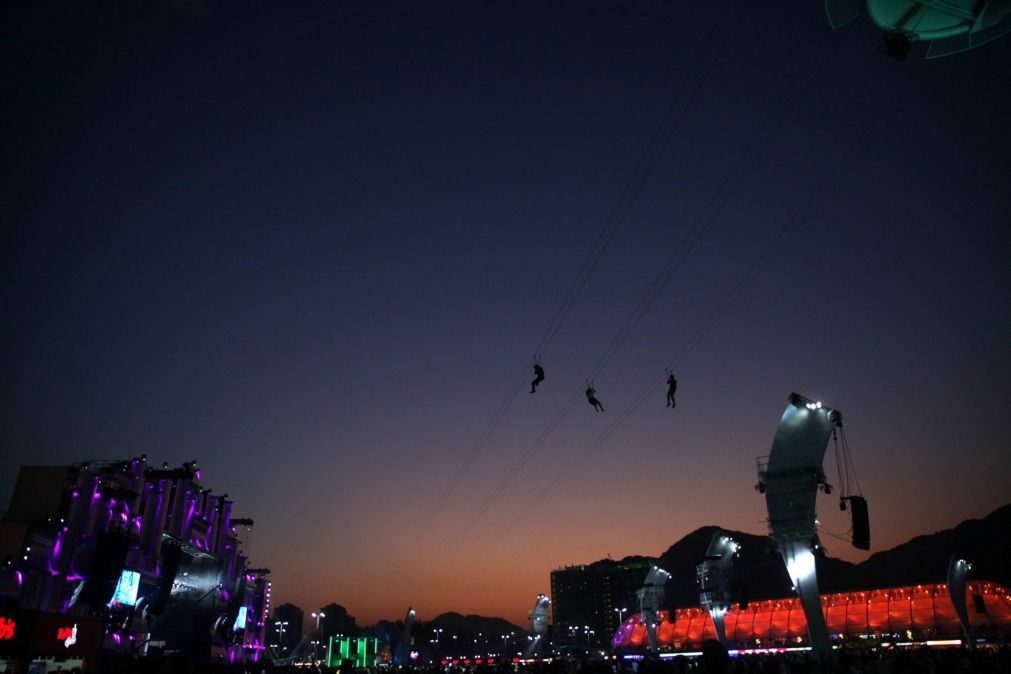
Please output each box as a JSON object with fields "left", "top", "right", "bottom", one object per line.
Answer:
{"left": 618, "top": 503, "right": 1010, "bottom": 609}
{"left": 427, "top": 611, "right": 524, "bottom": 638}
{"left": 395, "top": 506, "right": 1008, "bottom": 632}
{"left": 656, "top": 526, "right": 863, "bottom": 609}
{"left": 857, "top": 503, "right": 1011, "bottom": 589}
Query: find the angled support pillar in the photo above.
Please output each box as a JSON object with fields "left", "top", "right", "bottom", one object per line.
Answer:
{"left": 524, "top": 594, "right": 550, "bottom": 657}
{"left": 697, "top": 531, "right": 739, "bottom": 646}
{"left": 757, "top": 393, "right": 840, "bottom": 657}
{"left": 401, "top": 607, "right": 415, "bottom": 666}
{"left": 947, "top": 557, "right": 974, "bottom": 648}
{"left": 637, "top": 565, "right": 671, "bottom": 652}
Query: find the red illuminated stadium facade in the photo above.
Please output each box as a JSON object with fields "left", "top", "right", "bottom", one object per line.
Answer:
{"left": 611, "top": 581, "right": 1011, "bottom": 651}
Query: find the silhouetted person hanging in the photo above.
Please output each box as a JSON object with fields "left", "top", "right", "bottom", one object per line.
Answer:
{"left": 666, "top": 370, "right": 677, "bottom": 408}
{"left": 531, "top": 357, "right": 545, "bottom": 394}
{"left": 585, "top": 381, "right": 604, "bottom": 412}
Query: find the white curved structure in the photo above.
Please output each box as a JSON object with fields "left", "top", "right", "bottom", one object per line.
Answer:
{"left": 697, "top": 532, "right": 739, "bottom": 645}
{"left": 401, "top": 607, "right": 415, "bottom": 666}
{"left": 756, "top": 393, "right": 840, "bottom": 656}
{"left": 524, "top": 594, "right": 550, "bottom": 657}
{"left": 637, "top": 565, "right": 671, "bottom": 652}
{"left": 947, "top": 558, "right": 973, "bottom": 647}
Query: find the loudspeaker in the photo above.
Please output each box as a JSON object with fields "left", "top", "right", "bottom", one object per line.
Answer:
{"left": 973, "top": 594, "right": 986, "bottom": 614}
{"left": 148, "top": 543, "right": 183, "bottom": 615}
{"left": 850, "top": 496, "right": 870, "bottom": 550}
{"left": 738, "top": 584, "right": 749, "bottom": 611}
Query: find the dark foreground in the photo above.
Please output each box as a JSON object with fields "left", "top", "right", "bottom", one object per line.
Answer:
{"left": 90, "top": 644, "right": 1011, "bottom": 674}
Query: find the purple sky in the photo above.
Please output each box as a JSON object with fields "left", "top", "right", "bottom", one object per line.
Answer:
{"left": 2, "top": 1, "right": 1009, "bottom": 626}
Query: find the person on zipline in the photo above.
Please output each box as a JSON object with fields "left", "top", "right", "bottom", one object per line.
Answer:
{"left": 586, "top": 382, "right": 605, "bottom": 412}
{"left": 666, "top": 371, "right": 677, "bottom": 408}
{"left": 531, "top": 359, "right": 545, "bottom": 394}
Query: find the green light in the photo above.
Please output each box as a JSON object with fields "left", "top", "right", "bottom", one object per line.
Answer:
{"left": 328, "top": 636, "right": 379, "bottom": 669}
{"left": 356, "top": 637, "right": 366, "bottom": 668}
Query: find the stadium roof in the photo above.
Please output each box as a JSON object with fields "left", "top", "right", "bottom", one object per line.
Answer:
{"left": 612, "top": 581, "right": 1011, "bottom": 649}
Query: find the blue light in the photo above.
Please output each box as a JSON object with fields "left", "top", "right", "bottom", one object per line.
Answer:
{"left": 109, "top": 569, "right": 140, "bottom": 607}
{"left": 234, "top": 606, "right": 248, "bottom": 631}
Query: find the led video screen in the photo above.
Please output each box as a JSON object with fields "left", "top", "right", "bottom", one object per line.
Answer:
{"left": 109, "top": 569, "right": 141, "bottom": 607}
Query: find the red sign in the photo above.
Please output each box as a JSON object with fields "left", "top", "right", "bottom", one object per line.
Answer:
{"left": 57, "top": 626, "right": 74, "bottom": 641}
{"left": 0, "top": 617, "right": 14, "bottom": 640}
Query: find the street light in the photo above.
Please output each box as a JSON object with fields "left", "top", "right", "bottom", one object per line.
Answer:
{"left": 274, "top": 621, "right": 289, "bottom": 655}
{"left": 312, "top": 611, "right": 326, "bottom": 662}
{"left": 615, "top": 607, "right": 628, "bottom": 628}
{"left": 431, "top": 627, "right": 444, "bottom": 655}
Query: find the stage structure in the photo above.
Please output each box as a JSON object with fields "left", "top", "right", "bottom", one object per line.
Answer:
{"left": 697, "top": 532, "right": 740, "bottom": 645}
{"left": 0, "top": 459, "right": 266, "bottom": 666}
{"left": 755, "top": 393, "right": 844, "bottom": 656}
{"left": 524, "top": 594, "right": 550, "bottom": 657}
{"left": 637, "top": 566, "right": 671, "bottom": 652}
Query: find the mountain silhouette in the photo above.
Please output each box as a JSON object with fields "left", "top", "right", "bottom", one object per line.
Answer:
{"left": 646, "top": 503, "right": 1009, "bottom": 609}
{"left": 426, "top": 611, "right": 524, "bottom": 638}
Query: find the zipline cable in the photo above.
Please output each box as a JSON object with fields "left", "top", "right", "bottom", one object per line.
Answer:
{"left": 466, "top": 387, "right": 587, "bottom": 526}
{"left": 508, "top": 87, "right": 898, "bottom": 531}
{"left": 533, "top": 4, "right": 732, "bottom": 358}
{"left": 412, "top": 361, "right": 530, "bottom": 540}
{"left": 585, "top": 32, "right": 838, "bottom": 380}
{"left": 457, "top": 12, "right": 757, "bottom": 537}
{"left": 411, "top": 4, "right": 732, "bottom": 544}
{"left": 460, "top": 23, "right": 839, "bottom": 537}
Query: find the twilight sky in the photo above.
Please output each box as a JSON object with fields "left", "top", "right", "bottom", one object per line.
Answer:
{"left": 2, "top": 1, "right": 1009, "bottom": 627}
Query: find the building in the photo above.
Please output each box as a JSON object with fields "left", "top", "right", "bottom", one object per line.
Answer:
{"left": 0, "top": 459, "right": 269, "bottom": 671}
{"left": 610, "top": 581, "right": 1011, "bottom": 650}
{"left": 550, "top": 557, "right": 654, "bottom": 648}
